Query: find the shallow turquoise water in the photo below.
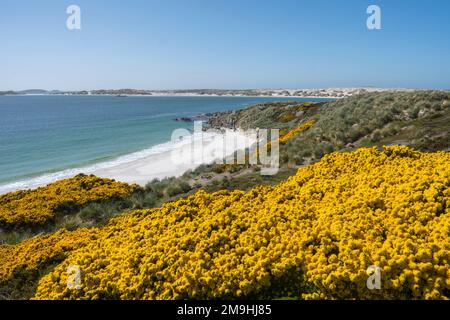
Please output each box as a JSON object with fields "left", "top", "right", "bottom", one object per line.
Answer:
{"left": 0, "top": 95, "right": 331, "bottom": 186}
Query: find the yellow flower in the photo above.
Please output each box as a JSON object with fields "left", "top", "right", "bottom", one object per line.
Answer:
{"left": 3, "top": 146, "right": 449, "bottom": 300}
{"left": 0, "top": 174, "right": 139, "bottom": 226}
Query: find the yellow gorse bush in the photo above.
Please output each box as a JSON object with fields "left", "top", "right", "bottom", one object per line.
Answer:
{"left": 0, "top": 228, "right": 99, "bottom": 283}
{"left": 0, "top": 174, "right": 139, "bottom": 226}
{"left": 279, "top": 120, "right": 316, "bottom": 143}
{"left": 30, "top": 146, "right": 450, "bottom": 300}
{"left": 255, "top": 119, "right": 316, "bottom": 161}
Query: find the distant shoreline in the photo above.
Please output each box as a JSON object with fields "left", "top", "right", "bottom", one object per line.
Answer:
{"left": 0, "top": 93, "right": 342, "bottom": 99}
{"left": 0, "top": 87, "right": 419, "bottom": 99}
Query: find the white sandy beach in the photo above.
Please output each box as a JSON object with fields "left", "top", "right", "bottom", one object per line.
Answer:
{"left": 0, "top": 129, "right": 255, "bottom": 194}
{"left": 94, "top": 129, "right": 255, "bottom": 185}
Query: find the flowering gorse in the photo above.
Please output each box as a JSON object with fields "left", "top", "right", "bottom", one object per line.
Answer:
{"left": 23, "top": 146, "right": 449, "bottom": 300}
{"left": 279, "top": 120, "right": 316, "bottom": 143}
{"left": 0, "top": 174, "right": 139, "bottom": 226}
{"left": 0, "top": 228, "right": 98, "bottom": 284}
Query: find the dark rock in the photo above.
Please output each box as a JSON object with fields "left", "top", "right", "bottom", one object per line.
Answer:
{"left": 174, "top": 117, "right": 194, "bottom": 122}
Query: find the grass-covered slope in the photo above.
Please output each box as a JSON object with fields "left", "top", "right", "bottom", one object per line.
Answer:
{"left": 205, "top": 101, "right": 322, "bottom": 131}
{"left": 207, "top": 90, "right": 450, "bottom": 163}
{"left": 284, "top": 91, "right": 450, "bottom": 164}
{"left": 3, "top": 146, "right": 445, "bottom": 300}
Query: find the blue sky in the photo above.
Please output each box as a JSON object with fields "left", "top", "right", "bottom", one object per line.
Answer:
{"left": 1, "top": 0, "right": 449, "bottom": 90}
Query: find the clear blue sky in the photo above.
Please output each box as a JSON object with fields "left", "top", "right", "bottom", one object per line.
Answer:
{"left": 1, "top": 0, "right": 449, "bottom": 90}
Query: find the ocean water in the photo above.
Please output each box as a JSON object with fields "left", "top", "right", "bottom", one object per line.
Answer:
{"left": 0, "top": 95, "right": 330, "bottom": 191}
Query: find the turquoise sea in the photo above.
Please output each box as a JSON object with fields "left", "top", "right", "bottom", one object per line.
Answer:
{"left": 0, "top": 95, "right": 331, "bottom": 191}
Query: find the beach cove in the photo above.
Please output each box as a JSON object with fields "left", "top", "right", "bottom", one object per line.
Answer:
{"left": 0, "top": 95, "right": 329, "bottom": 194}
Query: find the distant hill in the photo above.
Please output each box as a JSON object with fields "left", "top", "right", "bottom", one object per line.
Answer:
{"left": 0, "top": 87, "right": 417, "bottom": 98}
{"left": 90, "top": 89, "right": 153, "bottom": 95}
{"left": 16, "top": 89, "right": 50, "bottom": 95}
{"left": 0, "top": 91, "right": 17, "bottom": 96}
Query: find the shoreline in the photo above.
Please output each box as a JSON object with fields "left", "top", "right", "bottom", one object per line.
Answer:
{"left": 0, "top": 96, "right": 338, "bottom": 196}
{"left": 0, "top": 93, "right": 342, "bottom": 99}
{"left": 0, "top": 129, "right": 255, "bottom": 195}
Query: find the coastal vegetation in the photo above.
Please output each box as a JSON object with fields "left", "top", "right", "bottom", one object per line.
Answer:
{"left": 279, "top": 120, "right": 317, "bottom": 143}
{"left": 206, "top": 90, "right": 450, "bottom": 163}
{"left": 0, "top": 175, "right": 139, "bottom": 243}
{"left": 0, "top": 91, "right": 449, "bottom": 300}
{"left": 1, "top": 146, "right": 449, "bottom": 299}
{"left": 3, "top": 91, "right": 449, "bottom": 245}
{"left": 0, "top": 229, "right": 98, "bottom": 299}
{"left": 197, "top": 90, "right": 450, "bottom": 186}
{"left": 283, "top": 90, "right": 450, "bottom": 165}
{"left": 0, "top": 174, "right": 138, "bottom": 227}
